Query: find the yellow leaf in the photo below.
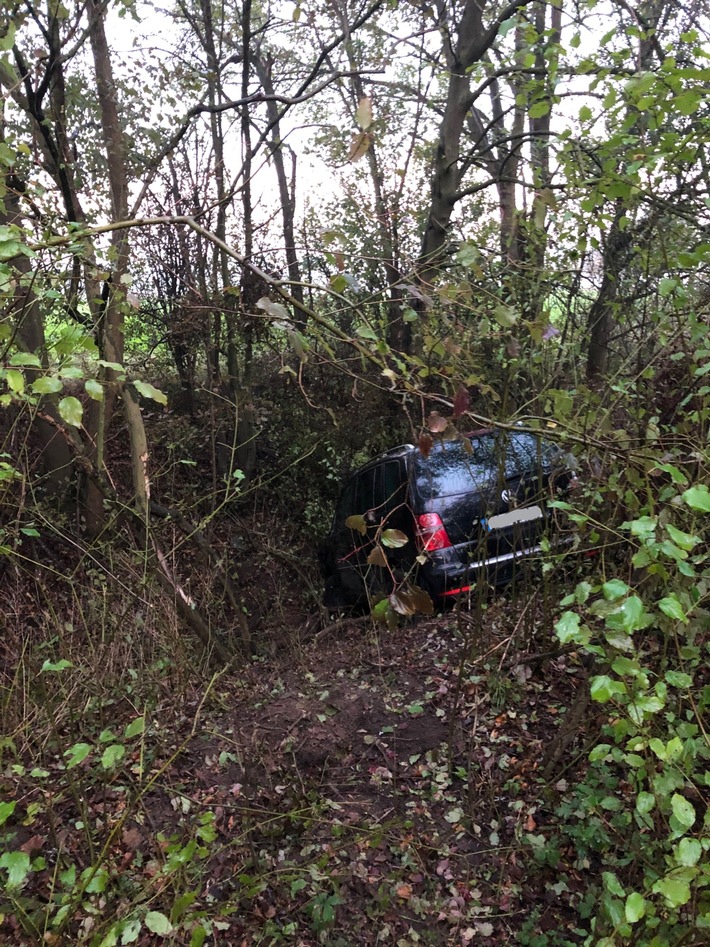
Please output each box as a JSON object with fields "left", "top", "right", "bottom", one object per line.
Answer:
{"left": 355, "top": 96, "right": 373, "bottom": 130}
{"left": 348, "top": 131, "right": 372, "bottom": 162}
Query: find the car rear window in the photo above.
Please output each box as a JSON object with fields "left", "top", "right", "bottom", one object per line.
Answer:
{"left": 413, "top": 432, "right": 559, "bottom": 500}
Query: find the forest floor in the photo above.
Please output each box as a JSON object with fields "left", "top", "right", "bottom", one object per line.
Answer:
{"left": 2, "top": 586, "right": 600, "bottom": 947}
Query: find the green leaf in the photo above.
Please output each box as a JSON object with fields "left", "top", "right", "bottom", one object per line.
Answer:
{"left": 0, "top": 800, "right": 16, "bottom": 826}
{"left": 9, "top": 352, "right": 41, "bottom": 367}
{"left": 85, "top": 379, "right": 104, "bottom": 401}
{"left": 101, "top": 744, "right": 126, "bottom": 770}
{"left": 665, "top": 524, "right": 698, "bottom": 549}
{"left": 124, "top": 717, "right": 145, "bottom": 739}
{"left": 555, "top": 610, "right": 582, "bottom": 644}
{"left": 31, "top": 376, "right": 63, "bottom": 395}
{"left": 190, "top": 925, "right": 208, "bottom": 947}
{"left": 58, "top": 396, "right": 83, "bottom": 427}
{"left": 381, "top": 529, "right": 408, "bottom": 548}
{"left": 625, "top": 892, "right": 646, "bottom": 923}
{"left": 291, "top": 877, "right": 308, "bottom": 896}
{"left": 589, "top": 744, "right": 611, "bottom": 762}
{"left": 5, "top": 368, "right": 24, "bottom": 393}
{"left": 602, "top": 579, "right": 629, "bottom": 600}
{"left": 636, "top": 791, "right": 655, "bottom": 815}
{"left": 144, "top": 911, "right": 173, "bottom": 936}
{"left": 493, "top": 304, "right": 518, "bottom": 327}
{"left": 652, "top": 875, "right": 691, "bottom": 906}
{"left": 603, "top": 871, "right": 626, "bottom": 898}
{"left": 675, "top": 837, "right": 702, "bottom": 867}
{"left": 621, "top": 515, "right": 657, "bottom": 539}
{"left": 0, "top": 21, "right": 16, "bottom": 52}
{"left": 658, "top": 595, "right": 688, "bottom": 623}
{"left": 119, "top": 917, "right": 142, "bottom": 944}
{"left": 606, "top": 595, "right": 649, "bottom": 633}
{"left": 671, "top": 793, "right": 695, "bottom": 830}
{"left": 590, "top": 675, "right": 626, "bottom": 702}
{"left": 65, "top": 742, "right": 92, "bottom": 769}
{"left": 81, "top": 865, "right": 109, "bottom": 893}
{"left": 97, "top": 360, "right": 126, "bottom": 376}
{"left": 682, "top": 484, "right": 710, "bottom": 512}
{"left": 41, "top": 659, "right": 73, "bottom": 672}
{"left": 665, "top": 670, "right": 692, "bottom": 688}
{"left": 0, "top": 226, "right": 25, "bottom": 260}
{"left": 355, "top": 324, "right": 378, "bottom": 341}
{"left": 528, "top": 100, "right": 550, "bottom": 118}
{"left": 0, "top": 851, "right": 31, "bottom": 888}
{"left": 133, "top": 380, "right": 167, "bottom": 406}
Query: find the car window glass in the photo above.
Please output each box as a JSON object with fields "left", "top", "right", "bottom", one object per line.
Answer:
{"left": 381, "top": 461, "right": 407, "bottom": 512}
{"left": 355, "top": 467, "right": 377, "bottom": 514}
{"left": 413, "top": 434, "right": 558, "bottom": 500}
{"left": 335, "top": 478, "right": 356, "bottom": 524}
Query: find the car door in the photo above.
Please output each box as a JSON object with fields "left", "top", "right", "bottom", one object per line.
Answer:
{"left": 330, "top": 466, "right": 377, "bottom": 602}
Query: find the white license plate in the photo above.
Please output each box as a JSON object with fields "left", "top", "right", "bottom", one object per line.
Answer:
{"left": 487, "top": 505, "right": 543, "bottom": 530}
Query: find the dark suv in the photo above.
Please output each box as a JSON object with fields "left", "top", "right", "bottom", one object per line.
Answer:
{"left": 319, "top": 429, "right": 576, "bottom": 608}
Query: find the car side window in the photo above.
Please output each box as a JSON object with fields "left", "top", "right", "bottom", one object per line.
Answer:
{"left": 355, "top": 467, "right": 377, "bottom": 520}
{"left": 334, "top": 478, "right": 356, "bottom": 526}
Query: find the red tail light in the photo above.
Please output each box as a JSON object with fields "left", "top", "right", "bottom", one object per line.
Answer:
{"left": 416, "top": 513, "right": 452, "bottom": 551}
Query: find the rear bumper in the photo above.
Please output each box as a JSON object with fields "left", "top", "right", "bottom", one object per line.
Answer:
{"left": 423, "top": 533, "right": 575, "bottom": 599}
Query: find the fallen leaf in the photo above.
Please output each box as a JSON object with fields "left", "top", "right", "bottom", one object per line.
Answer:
{"left": 396, "top": 883, "right": 412, "bottom": 899}
{"left": 121, "top": 825, "right": 143, "bottom": 850}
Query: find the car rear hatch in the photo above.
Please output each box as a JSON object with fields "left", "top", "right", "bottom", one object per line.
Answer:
{"left": 412, "top": 432, "right": 559, "bottom": 570}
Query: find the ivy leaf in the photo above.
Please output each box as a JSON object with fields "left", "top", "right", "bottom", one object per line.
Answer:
{"left": 381, "top": 529, "right": 408, "bottom": 548}
{"left": 58, "top": 396, "right": 83, "bottom": 427}
{"left": 133, "top": 380, "right": 167, "bottom": 406}
{"left": 0, "top": 851, "right": 31, "bottom": 888}
{"left": 144, "top": 912, "right": 173, "bottom": 936}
